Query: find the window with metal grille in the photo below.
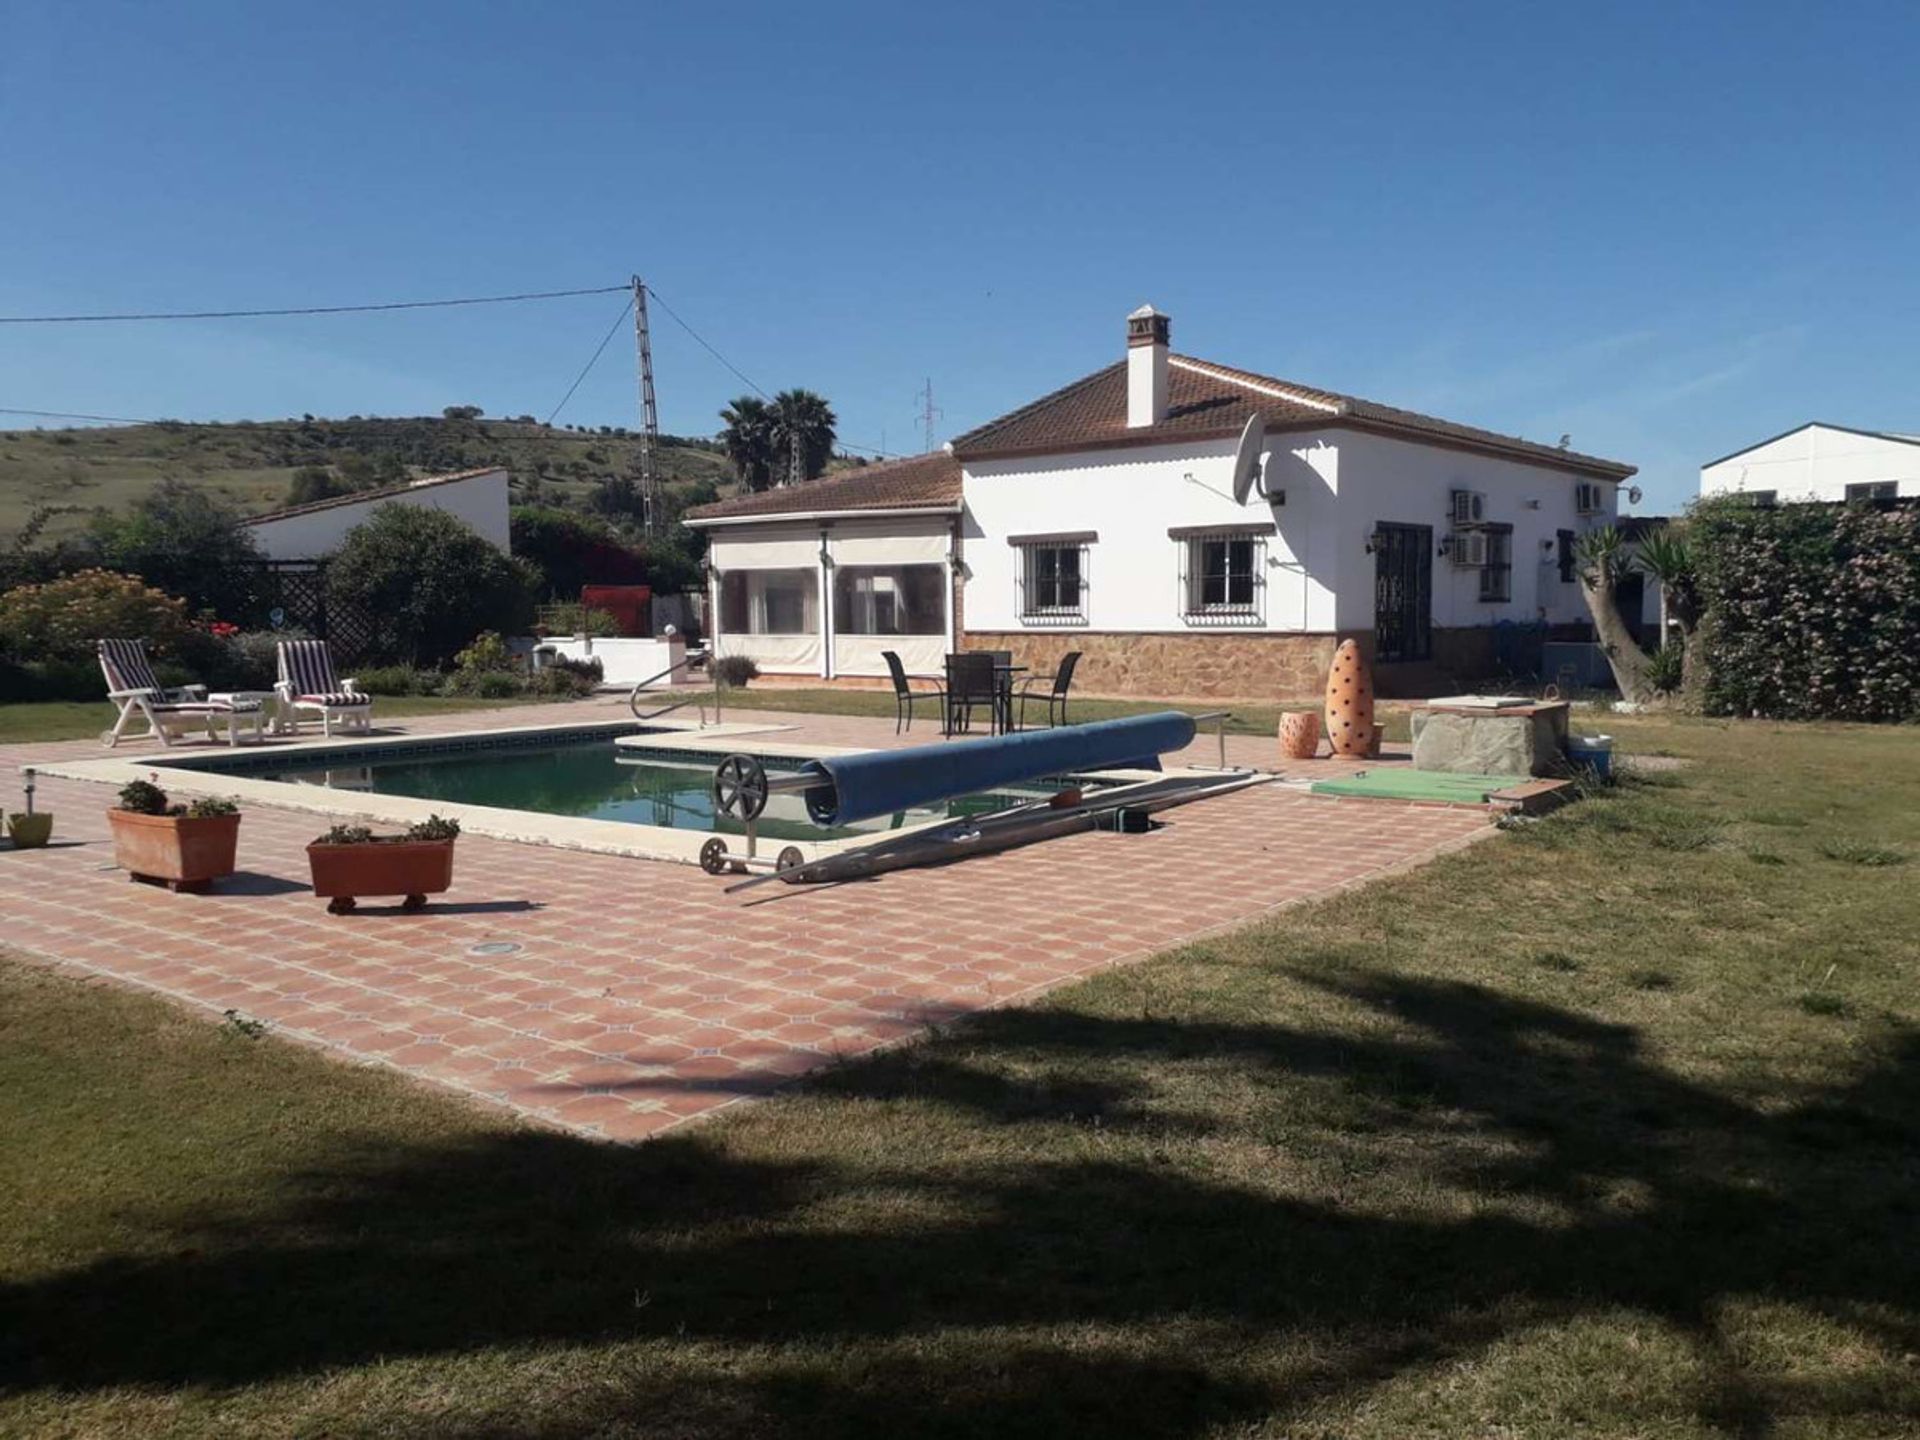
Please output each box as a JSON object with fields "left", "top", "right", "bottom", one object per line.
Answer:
{"left": 1016, "top": 542, "right": 1088, "bottom": 622}
{"left": 1479, "top": 524, "right": 1513, "bottom": 602}
{"left": 1557, "top": 529, "right": 1577, "bottom": 584}
{"left": 1179, "top": 531, "right": 1266, "bottom": 622}
{"left": 1845, "top": 481, "right": 1897, "bottom": 502}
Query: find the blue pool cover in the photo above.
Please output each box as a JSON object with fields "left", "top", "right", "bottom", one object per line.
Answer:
{"left": 798, "top": 712, "right": 1197, "bottom": 827}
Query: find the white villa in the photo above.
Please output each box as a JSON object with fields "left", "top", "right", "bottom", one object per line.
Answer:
{"left": 685, "top": 309, "right": 1636, "bottom": 698}
{"left": 1701, "top": 423, "right": 1920, "bottom": 505}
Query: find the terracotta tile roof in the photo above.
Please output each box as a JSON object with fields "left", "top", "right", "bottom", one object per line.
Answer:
{"left": 951, "top": 354, "right": 1635, "bottom": 479}
{"left": 239, "top": 466, "right": 506, "bottom": 527}
{"left": 683, "top": 451, "right": 962, "bottom": 523}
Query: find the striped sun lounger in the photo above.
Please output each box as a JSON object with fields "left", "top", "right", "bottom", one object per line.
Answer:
{"left": 97, "top": 638, "right": 265, "bottom": 748}
{"left": 275, "top": 639, "right": 373, "bottom": 736}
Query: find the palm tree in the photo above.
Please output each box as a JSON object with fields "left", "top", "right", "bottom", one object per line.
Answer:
{"left": 1633, "top": 525, "right": 1703, "bottom": 703}
{"left": 1573, "top": 526, "right": 1654, "bottom": 704}
{"left": 718, "top": 396, "right": 775, "bottom": 492}
{"left": 767, "top": 389, "right": 838, "bottom": 486}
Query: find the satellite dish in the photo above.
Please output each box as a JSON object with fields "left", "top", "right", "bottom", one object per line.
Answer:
{"left": 1230, "top": 414, "right": 1266, "bottom": 505}
{"left": 1626, "top": 484, "right": 1643, "bottom": 506}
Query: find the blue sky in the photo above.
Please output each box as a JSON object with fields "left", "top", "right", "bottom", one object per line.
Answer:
{"left": 2, "top": 0, "right": 1915, "bottom": 513}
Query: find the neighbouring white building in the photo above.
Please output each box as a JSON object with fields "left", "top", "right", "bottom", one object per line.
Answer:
{"left": 1701, "top": 423, "right": 1920, "bottom": 505}
{"left": 686, "top": 308, "right": 1636, "bottom": 698}
{"left": 238, "top": 466, "right": 512, "bottom": 562}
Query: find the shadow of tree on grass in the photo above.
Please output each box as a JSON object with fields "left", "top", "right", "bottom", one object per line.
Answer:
{"left": 3, "top": 972, "right": 1916, "bottom": 1436}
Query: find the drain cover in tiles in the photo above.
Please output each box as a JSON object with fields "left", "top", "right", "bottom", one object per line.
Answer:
{"left": 468, "top": 941, "right": 523, "bottom": 957}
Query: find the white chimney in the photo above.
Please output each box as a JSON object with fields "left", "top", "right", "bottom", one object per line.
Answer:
{"left": 1126, "top": 304, "right": 1169, "bottom": 428}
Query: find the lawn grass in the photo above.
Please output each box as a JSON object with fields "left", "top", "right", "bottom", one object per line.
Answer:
{"left": 3, "top": 714, "right": 1917, "bottom": 1437}
{"left": 0, "top": 694, "right": 567, "bottom": 745}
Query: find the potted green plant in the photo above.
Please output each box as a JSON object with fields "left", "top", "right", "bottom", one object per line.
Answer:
{"left": 106, "top": 777, "right": 242, "bottom": 892}
{"left": 306, "top": 814, "right": 460, "bottom": 914}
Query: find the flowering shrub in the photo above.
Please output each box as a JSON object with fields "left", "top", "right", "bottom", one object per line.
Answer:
{"left": 1692, "top": 499, "right": 1919, "bottom": 722}
{"left": 0, "top": 569, "right": 194, "bottom": 663}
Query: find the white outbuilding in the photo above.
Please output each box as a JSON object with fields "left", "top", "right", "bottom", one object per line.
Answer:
{"left": 238, "top": 466, "right": 512, "bottom": 563}
{"left": 1700, "top": 423, "right": 1920, "bottom": 505}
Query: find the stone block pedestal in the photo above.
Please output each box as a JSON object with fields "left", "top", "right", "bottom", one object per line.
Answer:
{"left": 1411, "top": 701, "right": 1571, "bottom": 777}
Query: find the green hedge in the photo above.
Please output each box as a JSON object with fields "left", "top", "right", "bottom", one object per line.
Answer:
{"left": 1693, "top": 500, "right": 1919, "bottom": 722}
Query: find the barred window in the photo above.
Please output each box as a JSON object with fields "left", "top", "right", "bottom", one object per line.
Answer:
{"left": 1012, "top": 535, "right": 1091, "bottom": 623}
{"left": 1479, "top": 524, "right": 1513, "bottom": 603}
{"left": 1177, "top": 528, "right": 1267, "bottom": 622}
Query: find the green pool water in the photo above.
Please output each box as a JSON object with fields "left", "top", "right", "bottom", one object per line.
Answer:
{"left": 248, "top": 740, "right": 1061, "bottom": 841}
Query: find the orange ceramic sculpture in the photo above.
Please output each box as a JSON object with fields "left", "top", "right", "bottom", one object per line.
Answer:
{"left": 1278, "top": 710, "right": 1321, "bottom": 760}
{"left": 1323, "top": 638, "right": 1376, "bottom": 757}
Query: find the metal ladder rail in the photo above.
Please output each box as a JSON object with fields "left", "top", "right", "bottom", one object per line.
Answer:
{"left": 627, "top": 653, "right": 722, "bottom": 726}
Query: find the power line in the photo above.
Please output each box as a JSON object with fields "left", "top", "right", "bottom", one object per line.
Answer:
{"left": 641, "top": 286, "right": 771, "bottom": 401}
{"left": 543, "top": 296, "right": 635, "bottom": 426}
{"left": 0, "top": 284, "right": 629, "bottom": 325}
{"left": 642, "top": 286, "right": 899, "bottom": 459}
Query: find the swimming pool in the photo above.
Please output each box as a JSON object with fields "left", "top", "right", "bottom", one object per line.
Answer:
{"left": 241, "top": 738, "right": 1072, "bottom": 841}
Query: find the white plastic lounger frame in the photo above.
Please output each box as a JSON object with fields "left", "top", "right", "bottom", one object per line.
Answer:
{"left": 96, "top": 638, "right": 265, "bottom": 748}
{"left": 275, "top": 639, "right": 373, "bottom": 736}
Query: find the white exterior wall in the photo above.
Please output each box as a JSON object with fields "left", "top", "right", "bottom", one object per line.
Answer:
{"left": 534, "top": 635, "right": 685, "bottom": 688}
{"left": 1330, "top": 431, "right": 1615, "bottom": 631}
{"left": 962, "top": 433, "right": 1614, "bottom": 636}
{"left": 243, "top": 469, "right": 512, "bottom": 562}
{"left": 1701, "top": 425, "right": 1920, "bottom": 502}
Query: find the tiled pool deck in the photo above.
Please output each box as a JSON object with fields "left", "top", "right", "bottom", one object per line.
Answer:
{"left": 0, "top": 698, "right": 1493, "bottom": 1141}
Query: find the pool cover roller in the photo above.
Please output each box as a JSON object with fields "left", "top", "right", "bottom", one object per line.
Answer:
{"left": 795, "top": 711, "right": 1197, "bottom": 827}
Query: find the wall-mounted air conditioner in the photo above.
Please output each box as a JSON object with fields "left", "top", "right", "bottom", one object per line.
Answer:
{"left": 1574, "top": 481, "right": 1605, "bottom": 515}
{"left": 1449, "top": 489, "right": 1486, "bottom": 527}
{"left": 1450, "top": 530, "right": 1489, "bottom": 567}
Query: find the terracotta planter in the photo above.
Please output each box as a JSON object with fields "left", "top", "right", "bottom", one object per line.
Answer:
{"left": 108, "top": 810, "right": 240, "bottom": 892}
{"left": 1277, "top": 711, "right": 1321, "bottom": 760}
{"left": 307, "top": 838, "right": 455, "bottom": 914}
{"left": 7, "top": 812, "right": 53, "bottom": 849}
{"left": 1323, "top": 637, "right": 1377, "bottom": 757}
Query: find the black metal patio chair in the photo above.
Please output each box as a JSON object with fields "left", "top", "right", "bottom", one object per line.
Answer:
{"left": 882, "top": 650, "right": 944, "bottom": 734}
{"left": 1018, "top": 650, "right": 1082, "bottom": 730}
{"left": 944, "top": 652, "right": 1000, "bottom": 736}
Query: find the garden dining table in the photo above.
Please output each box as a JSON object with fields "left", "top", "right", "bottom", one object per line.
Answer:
{"left": 994, "top": 662, "right": 1028, "bottom": 733}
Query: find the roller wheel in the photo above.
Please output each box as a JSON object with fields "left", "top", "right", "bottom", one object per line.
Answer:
{"left": 775, "top": 846, "right": 807, "bottom": 884}
{"left": 100, "top": 729, "right": 118, "bottom": 746}
{"left": 699, "top": 837, "right": 730, "bottom": 876}
{"left": 401, "top": 893, "right": 428, "bottom": 912}
{"left": 711, "top": 754, "right": 769, "bottom": 822}
{"left": 327, "top": 896, "right": 357, "bottom": 915}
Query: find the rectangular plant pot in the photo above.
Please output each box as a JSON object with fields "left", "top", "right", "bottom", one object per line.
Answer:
{"left": 107, "top": 810, "right": 241, "bottom": 892}
{"left": 306, "top": 838, "right": 455, "bottom": 914}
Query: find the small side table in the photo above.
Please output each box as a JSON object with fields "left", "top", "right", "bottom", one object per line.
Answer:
{"left": 206, "top": 692, "right": 278, "bottom": 746}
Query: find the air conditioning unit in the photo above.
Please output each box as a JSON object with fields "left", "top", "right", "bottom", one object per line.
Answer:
{"left": 1449, "top": 489, "right": 1486, "bottom": 527}
{"left": 1450, "top": 530, "right": 1489, "bottom": 567}
{"left": 1574, "top": 481, "right": 1605, "bottom": 515}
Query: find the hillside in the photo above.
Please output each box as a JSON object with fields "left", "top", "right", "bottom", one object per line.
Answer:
{"left": 0, "top": 414, "right": 738, "bottom": 540}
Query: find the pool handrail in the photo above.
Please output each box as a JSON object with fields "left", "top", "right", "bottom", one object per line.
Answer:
{"left": 628, "top": 652, "right": 720, "bottom": 727}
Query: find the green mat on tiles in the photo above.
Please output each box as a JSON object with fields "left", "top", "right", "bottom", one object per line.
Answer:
{"left": 1310, "top": 769, "right": 1521, "bottom": 803}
